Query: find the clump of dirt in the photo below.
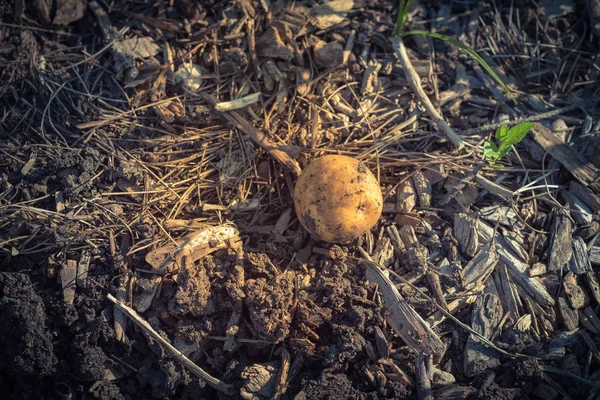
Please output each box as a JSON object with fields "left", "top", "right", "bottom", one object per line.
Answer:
{"left": 169, "top": 259, "right": 215, "bottom": 317}
{"left": 71, "top": 334, "right": 108, "bottom": 381}
{"left": 0, "top": 272, "right": 57, "bottom": 377}
{"left": 89, "top": 380, "right": 125, "bottom": 400}
{"left": 173, "top": 318, "right": 214, "bottom": 351}
{"left": 138, "top": 353, "right": 193, "bottom": 398}
{"left": 296, "top": 371, "right": 363, "bottom": 400}
{"left": 244, "top": 269, "right": 296, "bottom": 342}
{"left": 294, "top": 368, "right": 411, "bottom": 400}
{"left": 163, "top": 253, "right": 242, "bottom": 351}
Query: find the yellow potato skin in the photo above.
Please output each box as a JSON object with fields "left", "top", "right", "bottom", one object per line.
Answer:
{"left": 294, "top": 155, "right": 383, "bottom": 243}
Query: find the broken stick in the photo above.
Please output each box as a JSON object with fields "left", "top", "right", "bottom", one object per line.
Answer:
{"left": 203, "top": 94, "right": 302, "bottom": 176}
{"left": 392, "top": 36, "right": 463, "bottom": 150}
{"left": 107, "top": 293, "right": 234, "bottom": 396}
{"left": 359, "top": 249, "right": 445, "bottom": 356}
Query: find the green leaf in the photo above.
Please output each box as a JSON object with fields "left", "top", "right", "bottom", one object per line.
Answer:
{"left": 484, "top": 122, "right": 533, "bottom": 164}
{"left": 495, "top": 125, "right": 508, "bottom": 141}
{"left": 483, "top": 140, "right": 499, "bottom": 163}
{"left": 402, "top": 30, "right": 513, "bottom": 98}
{"left": 497, "top": 146, "right": 512, "bottom": 160}
{"left": 499, "top": 121, "right": 534, "bottom": 149}
{"left": 394, "top": 0, "right": 414, "bottom": 36}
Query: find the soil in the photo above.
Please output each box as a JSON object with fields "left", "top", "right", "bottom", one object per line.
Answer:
{"left": 2, "top": 0, "right": 600, "bottom": 399}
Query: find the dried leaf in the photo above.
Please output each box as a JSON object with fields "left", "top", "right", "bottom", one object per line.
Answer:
{"left": 115, "top": 37, "right": 160, "bottom": 59}
{"left": 145, "top": 225, "right": 240, "bottom": 272}
{"left": 174, "top": 64, "right": 204, "bottom": 92}
{"left": 311, "top": 0, "right": 354, "bottom": 29}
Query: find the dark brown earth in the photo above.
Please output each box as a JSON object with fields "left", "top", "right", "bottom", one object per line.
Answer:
{"left": 2, "top": 0, "right": 600, "bottom": 399}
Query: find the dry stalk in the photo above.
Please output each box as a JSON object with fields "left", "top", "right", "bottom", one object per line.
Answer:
{"left": 107, "top": 294, "right": 235, "bottom": 396}
{"left": 459, "top": 104, "right": 580, "bottom": 137}
{"left": 203, "top": 94, "right": 302, "bottom": 176}
{"left": 391, "top": 36, "right": 464, "bottom": 150}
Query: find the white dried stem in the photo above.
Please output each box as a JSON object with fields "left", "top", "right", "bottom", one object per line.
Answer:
{"left": 392, "top": 36, "right": 464, "bottom": 150}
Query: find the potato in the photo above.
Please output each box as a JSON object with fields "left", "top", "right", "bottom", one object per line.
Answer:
{"left": 294, "top": 155, "right": 383, "bottom": 243}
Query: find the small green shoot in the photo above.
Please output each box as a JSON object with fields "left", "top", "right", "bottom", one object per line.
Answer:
{"left": 483, "top": 122, "right": 534, "bottom": 165}
{"left": 394, "top": 0, "right": 414, "bottom": 36}
{"left": 394, "top": 1, "right": 512, "bottom": 98}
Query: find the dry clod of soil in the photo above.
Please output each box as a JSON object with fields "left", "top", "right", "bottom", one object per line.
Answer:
{"left": 313, "top": 40, "right": 344, "bottom": 68}
{"left": 239, "top": 361, "right": 279, "bottom": 399}
{"left": 563, "top": 271, "right": 588, "bottom": 309}
{"left": 169, "top": 260, "right": 214, "bottom": 317}
{"left": 0, "top": 273, "right": 57, "bottom": 377}
{"left": 244, "top": 270, "right": 296, "bottom": 343}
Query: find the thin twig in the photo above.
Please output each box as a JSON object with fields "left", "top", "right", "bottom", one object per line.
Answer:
{"left": 474, "top": 175, "right": 514, "bottom": 200}
{"left": 203, "top": 94, "right": 302, "bottom": 176}
{"left": 539, "top": 365, "right": 600, "bottom": 389}
{"left": 106, "top": 294, "right": 235, "bottom": 395}
{"left": 460, "top": 104, "right": 580, "bottom": 136}
{"left": 392, "top": 36, "right": 464, "bottom": 150}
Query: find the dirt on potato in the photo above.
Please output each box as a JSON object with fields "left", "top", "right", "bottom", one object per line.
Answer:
{"left": 294, "top": 155, "right": 383, "bottom": 243}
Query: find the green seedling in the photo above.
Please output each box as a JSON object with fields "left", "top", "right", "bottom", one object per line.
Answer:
{"left": 394, "top": 0, "right": 512, "bottom": 98}
{"left": 483, "top": 122, "right": 534, "bottom": 165}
